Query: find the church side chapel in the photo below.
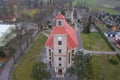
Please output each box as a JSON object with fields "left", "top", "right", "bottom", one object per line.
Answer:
{"left": 45, "top": 13, "right": 78, "bottom": 77}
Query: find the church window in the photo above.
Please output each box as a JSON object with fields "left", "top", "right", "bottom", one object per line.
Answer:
{"left": 49, "top": 49, "right": 51, "bottom": 52}
{"left": 58, "top": 21, "right": 62, "bottom": 25}
{"left": 69, "top": 52, "right": 70, "bottom": 63}
{"left": 52, "top": 52, "right": 54, "bottom": 62}
{"left": 72, "top": 50, "right": 74, "bottom": 53}
{"left": 49, "top": 53, "right": 51, "bottom": 56}
{"left": 72, "top": 54, "right": 74, "bottom": 56}
{"left": 58, "top": 49, "right": 62, "bottom": 53}
{"left": 59, "top": 63, "right": 61, "bottom": 66}
{"left": 59, "top": 57, "right": 61, "bottom": 61}
{"left": 58, "top": 37, "right": 62, "bottom": 40}
{"left": 58, "top": 41, "right": 62, "bottom": 45}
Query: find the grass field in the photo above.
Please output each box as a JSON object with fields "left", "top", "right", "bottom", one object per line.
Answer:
{"left": 12, "top": 34, "right": 47, "bottom": 80}
{"left": 92, "top": 54, "right": 120, "bottom": 80}
{"left": 99, "top": 8, "right": 120, "bottom": 14}
{"left": 72, "top": 0, "right": 120, "bottom": 14}
{"left": 96, "top": 23, "right": 105, "bottom": 31}
{"left": 80, "top": 32, "right": 112, "bottom": 51}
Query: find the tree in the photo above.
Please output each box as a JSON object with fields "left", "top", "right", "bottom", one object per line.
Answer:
{"left": 8, "top": 0, "right": 15, "bottom": 15}
{"left": 0, "top": 47, "right": 6, "bottom": 58}
{"left": 61, "top": 9, "right": 65, "bottom": 16}
{"left": 31, "top": 61, "right": 51, "bottom": 80}
{"left": 67, "top": 51, "right": 93, "bottom": 80}
{"left": 83, "top": 15, "right": 92, "bottom": 34}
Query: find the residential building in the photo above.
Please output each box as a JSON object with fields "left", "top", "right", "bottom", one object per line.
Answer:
{"left": 0, "top": 24, "right": 16, "bottom": 47}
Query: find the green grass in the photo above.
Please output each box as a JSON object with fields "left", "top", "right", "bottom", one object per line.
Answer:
{"left": 96, "top": 23, "right": 105, "bottom": 31}
{"left": 81, "top": 32, "right": 112, "bottom": 51}
{"left": 12, "top": 34, "right": 47, "bottom": 80}
{"left": 99, "top": 8, "right": 120, "bottom": 14}
{"left": 92, "top": 55, "right": 120, "bottom": 80}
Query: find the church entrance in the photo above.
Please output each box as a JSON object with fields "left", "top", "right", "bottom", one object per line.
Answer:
{"left": 58, "top": 69, "right": 62, "bottom": 75}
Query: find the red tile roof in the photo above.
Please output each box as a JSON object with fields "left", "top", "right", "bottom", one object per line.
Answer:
{"left": 56, "top": 13, "right": 65, "bottom": 19}
{"left": 45, "top": 14, "right": 78, "bottom": 50}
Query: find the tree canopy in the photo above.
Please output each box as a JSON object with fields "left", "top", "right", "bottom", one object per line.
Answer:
{"left": 31, "top": 61, "right": 51, "bottom": 80}
{"left": 67, "top": 51, "right": 93, "bottom": 80}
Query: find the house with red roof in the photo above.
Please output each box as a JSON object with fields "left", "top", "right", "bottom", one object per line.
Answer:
{"left": 45, "top": 13, "right": 78, "bottom": 77}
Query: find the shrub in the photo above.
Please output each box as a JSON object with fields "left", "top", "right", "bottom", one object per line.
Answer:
{"left": 108, "top": 56, "right": 119, "bottom": 65}
{"left": 0, "top": 47, "right": 6, "bottom": 57}
{"left": 116, "top": 53, "right": 120, "bottom": 61}
{"left": 66, "top": 19, "right": 71, "bottom": 23}
{"left": 0, "top": 51, "right": 6, "bottom": 57}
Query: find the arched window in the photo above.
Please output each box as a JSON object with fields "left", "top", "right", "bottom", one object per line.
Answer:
{"left": 59, "top": 57, "right": 61, "bottom": 61}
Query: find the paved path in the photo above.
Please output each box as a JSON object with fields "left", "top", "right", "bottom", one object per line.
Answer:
{"left": 73, "top": 18, "right": 83, "bottom": 49}
{"left": 42, "top": 32, "right": 49, "bottom": 37}
{"left": 80, "top": 49, "right": 117, "bottom": 54}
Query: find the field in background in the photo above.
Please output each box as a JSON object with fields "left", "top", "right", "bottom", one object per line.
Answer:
{"left": 72, "top": 0, "right": 120, "bottom": 14}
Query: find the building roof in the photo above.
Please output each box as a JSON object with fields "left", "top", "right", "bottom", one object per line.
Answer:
{"left": 115, "top": 32, "right": 120, "bottom": 40}
{"left": 0, "top": 24, "right": 16, "bottom": 46}
{"left": 45, "top": 14, "right": 78, "bottom": 50}
{"left": 56, "top": 13, "right": 65, "bottom": 19}
{"left": 0, "top": 24, "right": 12, "bottom": 37}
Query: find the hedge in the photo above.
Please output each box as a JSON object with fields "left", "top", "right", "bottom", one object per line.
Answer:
{"left": 96, "top": 26, "right": 116, "bottom": 51}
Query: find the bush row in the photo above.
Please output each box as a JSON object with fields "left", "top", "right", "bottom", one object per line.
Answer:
{"left": 108, "top": 56, "right": 119, "bottom": 65}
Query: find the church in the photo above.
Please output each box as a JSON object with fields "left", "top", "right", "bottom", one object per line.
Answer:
{"left": 45, "top": 13, "right": 78, "bottom": 77}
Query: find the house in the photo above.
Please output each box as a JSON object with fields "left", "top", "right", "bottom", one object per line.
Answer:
{"left": 45, "top": 13, "right": 78, "bottom": 77}
{"left": 112, "top": 26, "right": 117, "bottom": 31}
{"left": 0, "top": 24, "right": 16, "bottom": 47}
{"left": 65, "top": 9, "right": 74, "bottom": 22}
{"left": 104, "top": 32, "right": 117, "bottom": 37}
{"left": 115, "top": 32, "right": 120, "bottom": 48}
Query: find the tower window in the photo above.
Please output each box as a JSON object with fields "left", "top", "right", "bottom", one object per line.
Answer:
{"left": 49, "top": 49, "right": 51, "bottom": 52}
{"left": 69, "top": 52, "right": 70, "bottom": 63}
{"left": 49, "top": 57, "right": 51, "bottom": 60}
{"left": 72, "top": 54, "right": 74, "bottom": 56}
{"left": 59, "top": 57, "right": 61, "bottom": 61}
{"left": 59, "top": 63, "right": 61, "bottom": 66}
{"left": 72, "top": 50, "right": 74, "bottom": 53}
{"left": 58, "top": 21, "right": 62, "bottom": 25}
{"left": 49, "top": 53, "right": 51, "bottom": 56}
{"left": 58, "top": 49, "right": 62, "bottom": 53}
{"left": 72, "top": 58, "right": 74, "bottom": 61}
{"left": 58, "top": 37, "right": 62, "bottom": 40}
{"left": 58, "top": 41, "right": 62, "bottom": 45}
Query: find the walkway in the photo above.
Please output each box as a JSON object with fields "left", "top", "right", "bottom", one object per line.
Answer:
{"left": 42, "top": 32, "right": 49, "bottom": 37}
{"left": 79, "top": 49, "right": 117, "bottom": 54}
{"left": 73, "top": 18, "right": 83, "bottom": 49}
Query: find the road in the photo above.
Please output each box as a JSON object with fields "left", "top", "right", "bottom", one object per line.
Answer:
{"left": 73, "top": 18, "right": 83, "bottom": 49}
